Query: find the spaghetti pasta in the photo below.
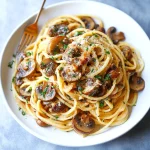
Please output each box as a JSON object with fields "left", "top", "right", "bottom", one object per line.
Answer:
{"left": 12, "top": 15, "right": 145, "bottom": 136}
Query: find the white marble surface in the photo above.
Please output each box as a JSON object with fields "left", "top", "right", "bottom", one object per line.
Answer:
{"left": 0, "top": 0, "right": 150, "bottom": 150}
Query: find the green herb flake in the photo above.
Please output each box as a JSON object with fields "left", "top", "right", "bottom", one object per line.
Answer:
{"left": 91, "top": 68, "right": 94, "bottom": 73}
{"left": 105, "top": 49, "right": 110, "bottom": 54}
{"left": 63, "top": 44, "right": 68, "bottom": 50}
{"left": 22, "top": 110, "right": 26, "bottom": 116}
{"left": 12, "top": 77, "right": 16, "bottom": 83}
{"left": 99, "top": 100, "right": 104, "bottom": 108}
{"left": 26, "top": 51, "right": 32, "bottom": 56}
{"left": 54, "top": 115, "right": 59, "bottom": 120}
{"left": 13, "top": 54, "right": 16, "bottom": 58}
{"left": 72, "top": 74, "right": 76, "bottom": 78}
{"left": 50, "top": 56, "right": 55, "bottom": 60}
{"left": 104, "top": 74, "right": 111, "bottom": 81}
{"left": 95, "top": 75, "right": 102, "bottom": 80}
{"left": 92, "top": 33, "right": 98, "bottom": 37}
{"left": 19, "top": 107, "right": 21, "bottom": 111}
{"left": 44, "top": 77, "right": 49, "bottom": 80}
{"left": 41, "top": 85, "right": 49, "bottom": 98}
{"left": 8, "top": 60, "right": 14, "bottom": 68}
{"left": 74, "top": 31, "right": 84, "bottom": 36}
{"left": 28, "top": 87, "right": 32, "bottom": 92}
{"left": 59, "top": 67, "right": 63, "bottom": 71}
{"left": 85, "top": 47, "right": 88, "bottom": 51}
{"left": 78, "top": 86, "right": 83, "bottom": 93}
{"left": 92, "top": 58, "right": 96, "bottom": 62}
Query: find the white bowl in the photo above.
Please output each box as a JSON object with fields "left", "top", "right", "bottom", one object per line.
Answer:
{"left": 1, "top": 1, "right": 150, "bottom": 147}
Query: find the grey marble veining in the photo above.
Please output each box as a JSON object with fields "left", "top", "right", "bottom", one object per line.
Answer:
{"left": 0, "top": 0, "right": 150, "bottom": 150}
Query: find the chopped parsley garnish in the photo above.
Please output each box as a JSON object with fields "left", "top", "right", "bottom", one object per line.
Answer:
{"left": 105, "top": 49, "right": 110, "bottom": 54}
{"left": 94, "top": 75, "right": 102, "bottom": 80}
{"left": 104, "top": 74, "right": 111, "bottom": 81}
{"left": 13, "top": 54, "right": 16, "bottom": 58}
{"left": 54, "top": 115, "right": 59, "bottom": 120}
{"left": 63, "top": 44, "right": 68, "bottom": 50}
{"left": 85, "top": 47, "right": 88, "bottom": 51}
{"left": 44, "top": 77, "right": 49, "bottom": 80}
{"left": 22, "top": 111, "right": 26, "bottom": 116}
{"left": 66, "top": 95, "right": 72, "bottom": 100}
{"left": 12, "top": 77, "right": 16, "bottom": 83}
{"left": 19, "top": 107, "right": 21, "bottom": 111}
{"left": 92, "top": 58, "right": 96, "bottom": 62}
{"left": 59, "top": 67, "right": 63, "bottom": 71}
{"left": 53, "top": 47, "right": 60, "bottom": 55}
{"left": 50, "top": 56, "right": 55, "bottom": 60}
{"left": 26, "top": 51, "right": 32, "bottom": 56}
{"left": 8, "top": 60, "right": 14, "bottom": 68}
{"left": 40, "top": 85, "right": 49, "bottom": 98}
{"left": 78, "top": 86, "right": 83, "bottom": 93}
{"left": 28, "top": 87, "right": 32, "bottom": 92}
{"left": 74, "top": 31, "right": 84, "bottom": 36}
{"left": 92, "top": 33, "right": 98, "bottom": 37}
{"left": 72, "top": 74, "right": 77, "bottom": 78}
{"left": 41, "top": 62, "right": 46, "bottom": 68}
{"left": 99, "top": 100, "right": 104, "bottom": 108}
{"left": 91, "top": 68, "right": 94, "bottom": 73}
{"left": 27, "top": 61, "right": 31, "bottom": 68}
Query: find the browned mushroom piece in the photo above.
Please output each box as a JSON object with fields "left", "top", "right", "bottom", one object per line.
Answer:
{"left": 72, "top": 111, "right": 95, "bottom": 134}
{"left": 47, "top": 36, "right": 70, "bottom": 55}
{"left": 17, "top": 58, "right": 35, "bottom": 78}
{"left": 52, "top": 102, "right": 69, "bottom": 113}
{"left": 94, "top": 24, "right": 105, "bottom": 33}
{"left": 48, "top": 24, "right": 69, "bottom": 37}
{"left": 40, "top": 58, "right": 57, "bottom": 77}
{"left": 108, "top": 69, "right": 120, "bottom": 79}
{"left": 42, "top": 100, "right": 69, "bottom": 113}
{"left": 36, "top": 82, "right": 56, "bottom": 101}
{"left": 80, "top": 16, "right": 95, "bottom": 30}
{"left": 36, "top": 119, "right": 49, "bottom": 127}
{"left": 78, "top": 78, "right": 106, "bottom": 97}
{"left": 20, "top": 86, "right": 32, "bottom": 96}
{"left": 107, "top": 64, "right": 120, "bottom": 79}
{"left": 129, "top": 74, "right": 145, "bottom": 92}
{"left": 61, "top": 65, "right": 81, "bottom": 82}
{"left": 107, "top": 27, "right": 125, "bottom": 44}
{"left": 121, "top": 46, "right": 133, "bottom": 60}
{"left": 16, "top": 52, "right": 26, "bottom": 64}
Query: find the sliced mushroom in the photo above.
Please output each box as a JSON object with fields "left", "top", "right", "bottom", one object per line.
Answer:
{"left": 78, "top": 78, "right": 106, "bottom": 97}
{"left": 61, "top": 65, "right": 81, "bottom": 82}
{"left": 48, "top": 24, "right": 69, "bottom": 37}
{"left": 40, "top": 58, "right": 57, "bottom": 77}
{"left": 80, "top": 16, "right": 95, "bottom": 29}
{"left": 107, "top": 64, "right": 120, "bottom": 79}
{"left": 108, "top": 69, "right": 120, "bottom": 79}
{"left": 95, "top": 24, "right": 105, "bottom": 33}
{"left": 72, "top": 111, "right": 95, "bottom": 134}
{"left": 52, "top": 102, "right": 69, "bottom": 113}
{"left": 16, "top": 52, "right": 26, "bottom": 64}
{"left": 122, "top": 46, "right": 132, "bottom": 60}
{"left": 36, "top": 82, "right": 56, "bottom": 101}
{"left": 36, "top": 119, "right": 49, "bottom": 127}
{"left": 42, "top": 100, "right": 69, "bottom": 113}
{"left": 107, "top": 27, "right": 125, "bottom": 44}
{"left": 15, "top": 73, "right": 23, "bottom": 86}
{"left": 47, "top": 36, "right": 70, "bottom": 55}
{"left": 17, "top": 58, "right": 35, "bottom": 78}
{"left": 20, "top": 86, "right": 32, "bottom": 96}
{"left": 129, "top": 74, "right": 145, "bottom": 91}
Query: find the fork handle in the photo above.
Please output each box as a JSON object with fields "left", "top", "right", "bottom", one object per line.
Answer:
{"left": 34, "top": 0, "right": 46, "bottom": 24}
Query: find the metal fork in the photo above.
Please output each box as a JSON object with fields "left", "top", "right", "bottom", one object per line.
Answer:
{"left": 18, "top": 0, "right": 46, "bottom": 51}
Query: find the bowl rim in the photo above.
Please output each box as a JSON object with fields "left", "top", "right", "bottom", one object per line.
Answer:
{"left": 0, "top": 0, "right": 150, "bottom": 147}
